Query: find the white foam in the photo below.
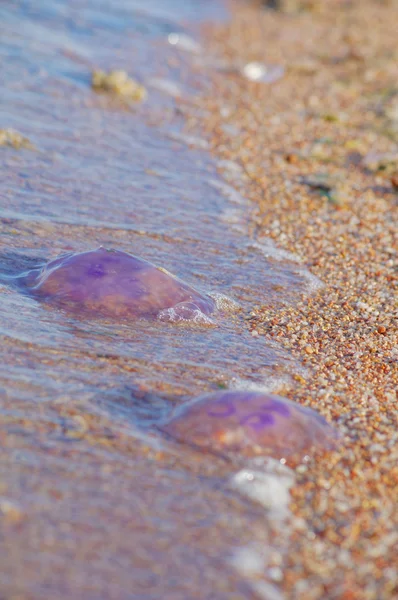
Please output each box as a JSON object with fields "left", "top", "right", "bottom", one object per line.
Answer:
{"left": 158, "top": 302, "right": 215, "bottom": 325}
{"left": 147, "top": 77, "right": 182, "bottom": 98}
{"left": 230, "top": 546, "right": 266, "bottom": 576}
{"left": 208, "top": 179, "right": 247, "bottom": 205}
{"left": 207, "top": 292, "right": 240, "bottom": 312}
{"left": 216, "top": 159, "right": 244, "bottom": 181}
{"left": 252, "top": 581, "right": 287, "bottom": 600}
{"left": 168, "top": 131, "right": 209, "bottom": 150}
{"left": 294, "top": 265, "right": 324, "bottom": 293}
{"left": 228, "top": 458, "right": 294, "bottom": 600}
{"left": 220, "top": 206, "right": 244, "bottom": 225}
{"left": 251, "top": 240, "right": 303, "bottom": 264}
{"left": 250, "top": 239, "right": 324, "bottom": 292}
{"left": 230, "top": 457, "right": 295, "bottom": 520}
{"left": 130, "top": 3, "right": 182, "bottom": 23}
{"left": 229, "top": 375, "right": 292, "bottom": 395}
{"left": 230, "top": 547, "right": 286, "bottom": 600}
{"left": 167, "top": 33, "right": 201, "bottom": 55}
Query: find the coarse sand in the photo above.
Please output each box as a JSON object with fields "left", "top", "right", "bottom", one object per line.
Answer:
{"left": 183, "top": 1, "right": 398, "bottom": 597}
{"left": 0, "top": 1, "right": 397, "bottom": 598}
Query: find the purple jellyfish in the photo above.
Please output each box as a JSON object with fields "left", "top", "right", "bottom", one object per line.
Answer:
{"left": 160, "top": 391, "right": 340, "bottom": 462}
{"left": 23, "top": 247, "right": 215, "bottom": 319}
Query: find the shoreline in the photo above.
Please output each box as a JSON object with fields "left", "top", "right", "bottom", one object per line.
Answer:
{"left": 0, "top": 1, "right": 396, "bottom": 598}
{"left": 190, "top": 1, "right": 398, "bottom": 597}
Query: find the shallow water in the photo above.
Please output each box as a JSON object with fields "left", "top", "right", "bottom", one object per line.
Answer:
{"left": 0, "top": 0, "right": 322, "bottom": 597}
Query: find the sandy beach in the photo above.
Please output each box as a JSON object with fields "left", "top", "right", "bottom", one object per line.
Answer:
{"left": 0, "top": 0, "right": 396, "bottom": 598}
{"left": 187, "top": 1, "right": 398, "bottom": 597}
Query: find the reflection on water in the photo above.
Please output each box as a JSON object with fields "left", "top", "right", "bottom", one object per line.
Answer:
{"left": 0, "top": 0, "right": 318, "bottom": 597}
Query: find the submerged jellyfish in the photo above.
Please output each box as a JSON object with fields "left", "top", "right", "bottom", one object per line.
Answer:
{"left": 160, "top": 391, "right": 340, "bottom": 461}
{"left": 23, "top": 247, "right": 215, "bottom": 319}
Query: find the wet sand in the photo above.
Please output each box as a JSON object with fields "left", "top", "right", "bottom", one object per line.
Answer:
{"left": 187, "top": 0, "right": 397, "bottom": 597}
{"left": 0, "top": 1, "right": 323, "bottom": 598}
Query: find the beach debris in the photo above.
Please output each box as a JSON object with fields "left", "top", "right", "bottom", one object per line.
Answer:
{"left": 299, "top": 173, "right": 349, "bottom": 206}
{"left": 211, "top": 59, "right": 284, "bottom": 85}
{"left": 21, "top": 247, "right": 215, "bottom": 320}
{"left": 298, "top": 173, "right": 336, "bottom": 192}
{"left": 241, "top": 62, "right": 285, "bottom": 84}
{"left": 0, "top": 128, "right": 34, "bottom": 150}
{"left": 362, "top": 151, "right": 398, "bottom": 173}
{"left": 263, "top": 0, "right": 322, "bottom": 12}
{"left": 92, "top": 69, "right": 147, "bottom": 101}
{"left": 160, "top": 390, "right": 340, "bottom": 463}
{"left": 0, "top": 497, "right": 24, "bottom": 524}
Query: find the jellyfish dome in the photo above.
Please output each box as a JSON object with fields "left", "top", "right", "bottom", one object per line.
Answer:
{"left": 161, "top": 390, "right": 340, "bottom": 462}
{"left": 24, "top": 247, "right": 215, "bottom": 319}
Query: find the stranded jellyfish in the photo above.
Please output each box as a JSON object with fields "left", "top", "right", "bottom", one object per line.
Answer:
{"left": 160, "top": 391, "right": 340, "bottom": 462}
{"left": 23, "top": 247, "right": 215, "bottom": 319}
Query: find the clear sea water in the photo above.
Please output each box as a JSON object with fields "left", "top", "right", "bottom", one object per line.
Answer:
{"left": 0, "top": 1, "right": 321, "bottom": 597}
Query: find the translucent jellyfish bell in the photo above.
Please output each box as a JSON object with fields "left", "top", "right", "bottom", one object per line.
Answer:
{"left": 23, "top": 247, "right": 215, "bottom": 320}
{"left": 161, "top": 390, "right": 340, "bottom": 462}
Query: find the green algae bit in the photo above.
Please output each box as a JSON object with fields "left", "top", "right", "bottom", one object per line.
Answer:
{"left": 0, "top": 129, "right": 35, "bottom": 150}
{"left": 91, "top": 69, "right": 147, "bottom": 101}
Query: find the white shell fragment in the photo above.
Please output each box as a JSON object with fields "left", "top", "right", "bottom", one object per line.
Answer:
{"left": 242, "top": 62, "right": 285, "bottom": 84}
